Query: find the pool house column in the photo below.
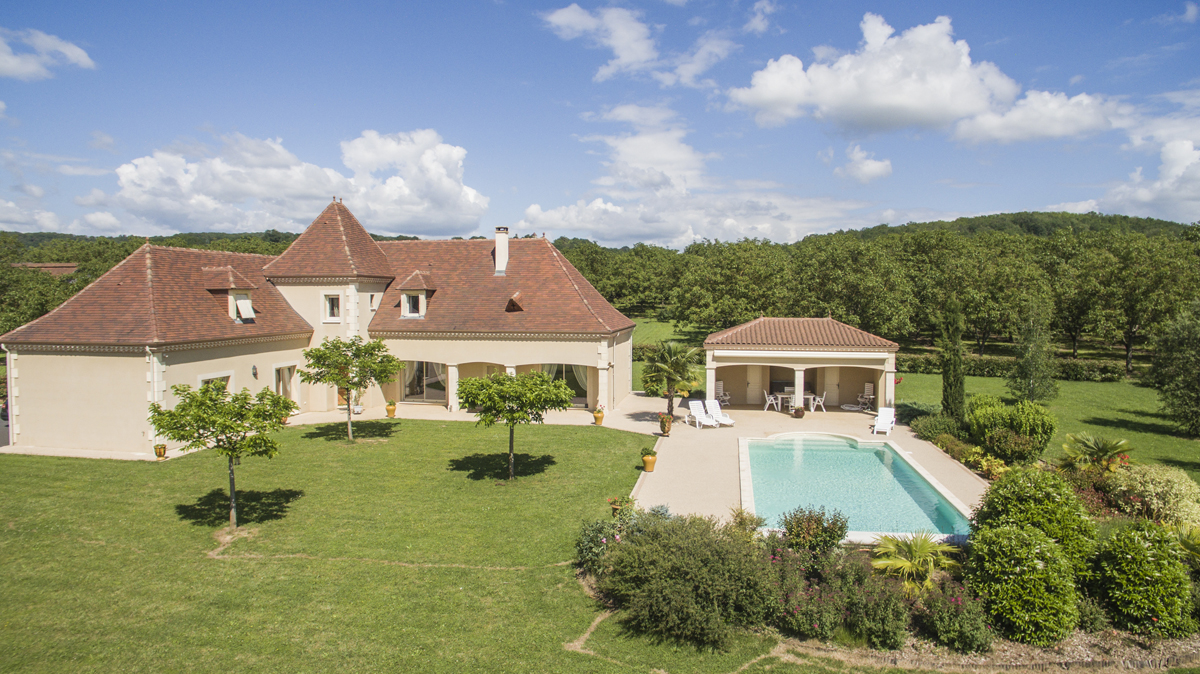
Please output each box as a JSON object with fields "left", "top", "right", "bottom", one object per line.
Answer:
{"left": 793, "top": 367, "right": 805, "bottom": 403}
{"left": 445, "top": 363, "right": 459, "bottom": 411}
{"left": 705, "top": 351, "right": 716, "bottom": 400}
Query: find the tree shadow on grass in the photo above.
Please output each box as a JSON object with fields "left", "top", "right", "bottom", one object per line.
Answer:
{"left": 1080, "top": 415, "right": 1180, "bottom": 437}
{"left": 176, "top": 488, "right": 304, "bottom": 527}
{"left": 301, "top": 420, "right": 398, "bottom": 442}
{"left": 447, "top": 453, "right": 556, "bottom": 480}
{"left": 1161, "top": 457, "right": 1200, "bottom": 474}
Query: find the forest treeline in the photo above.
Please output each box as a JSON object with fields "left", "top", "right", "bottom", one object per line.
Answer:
{"left": 557, "top": 212, "right": 1200, "bottom": 371}
{"left": 0, "top": 211, "right": 1196, "bottom": 372}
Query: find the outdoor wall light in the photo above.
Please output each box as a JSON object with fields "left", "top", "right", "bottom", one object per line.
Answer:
{"left": 251, "top": 365, "right": 258, "bottom": 379}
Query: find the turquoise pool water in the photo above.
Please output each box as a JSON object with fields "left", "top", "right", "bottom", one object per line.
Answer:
{"left": 747, "top": 434, "right": 970, "bottom": 536}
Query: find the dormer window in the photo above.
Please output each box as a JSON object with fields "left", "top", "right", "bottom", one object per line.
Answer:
{"left": 401, "top": 291, "right": 426, "bottom": 318}
{"left": 324, "top": 294, "right": 341, "bottom": 323}
{"left": 233, "top": 293, "right": 255, "bottom": 323}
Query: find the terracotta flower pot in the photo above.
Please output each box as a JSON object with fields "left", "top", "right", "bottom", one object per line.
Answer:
{"left": 659, "top": 416, "right": 671, "bottom": 436}
{"left": 153, "top": 444, "right": 167, "bottom": 461}
{"left": 593, "top": 410, "right": 604, "bottom": 426}
{"left": 386, "top": 404, "right": 396, "bottom": 419}
{"left": 642, "top": 455, "right": 657, "bottom": 472}
{"left": 793, "top": 408, "right": 805, "bottom": 418}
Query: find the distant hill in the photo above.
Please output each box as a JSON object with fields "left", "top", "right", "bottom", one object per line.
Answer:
{"left": 0, "top": 229, "right": 418, "bottom": 250}
{"left": 836, "top": 211, "right": 1191, "bottom": 239}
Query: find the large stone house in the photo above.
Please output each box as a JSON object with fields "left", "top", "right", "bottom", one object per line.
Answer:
{"left": 1, "top": 201, "right": 634, "bottom": 455}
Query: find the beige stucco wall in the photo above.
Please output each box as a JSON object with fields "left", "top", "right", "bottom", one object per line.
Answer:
{"left": 161, "top": 337, "right": 311, "bottom": 408}
{"left": 6, "top": 350, "right": 150, "bottom": 451}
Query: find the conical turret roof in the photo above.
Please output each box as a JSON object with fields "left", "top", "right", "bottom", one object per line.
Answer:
{"left": 262, "top": 201, "right": 394, "bottom": 280}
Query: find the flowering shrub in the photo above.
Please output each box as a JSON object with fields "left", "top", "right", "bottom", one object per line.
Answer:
{"left": 575, "top": 518, "right": 623, "bottom": 576}
{"left": 917, "top": 579, "right": 992, "bottom": 653}
{"left": 1106, "top": 464, "right": 1200, "bottom": 524}
{"left": 779, "top": 506, "right": 848, "bottom": 555}
{"left": 1093, "top": 521, "right": 1196, "bottom": 638}
{"left": 965, "top": 525, "right": 1078, "bottom": 646}
{"left": 970, "top": 468, "right": 1096, "bottom": 578}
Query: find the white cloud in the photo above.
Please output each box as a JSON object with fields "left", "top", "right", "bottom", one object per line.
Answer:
{"left": 743, "top": 0, "right": 779, "bottom": 35}
{"left": 1088, "top": 140, "right": 1200, "bottom": 222}
{"left": 1153, "top": 2, "right": 1199, "bottom": 25}
{"left": 1069, "top": 74, "right": 1085, "bottom": 86}
{"left": 0, "top": 100, "right": 6, "bottom": 120}
{"left": 90, "top": 130, "right": 487, "bottom": 235}
{"left": 585, "top": 105, "right": 714, "bottom": 196}
{"left": 0, "top": 199, "right": 59, "bottom": 231}
{"left": 58, "top": 164, "right": 110, "bottom": 176}
{"left": 728, "top": 13, "right": 1020, "bottom": 130}
{"left": 662, "top": 0, "right": 688, "bottom": 6}
{"left": 543, "top": 5, "right": 658, "bottom": 82}
{"left": 833, "top": 144, "right": 892, "bottom": 184}
{"left": 653, "top": 32, "right": 738, "bottom": 89}
{"left": 954, "top": 91, "right": 1132, "bottom": 143}
{"left": 0, "top": 28, "right": 94, "bottom": 81}
{"left": 13, "top": 183, "right": 43, "bottom": 198}
{"left": 89, "top": 131, "right": 115, "bottom": 151}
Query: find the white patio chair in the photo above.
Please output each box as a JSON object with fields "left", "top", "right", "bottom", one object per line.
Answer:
{"left": 763, "top": 390, "right": 780, "bottom": 412}
{"left": 715, "top": 380, "right": 731, "bottom": 405}
{"left": 686, "top": 400, "right": 719, "bottom": 429}
{"left": 858, "top": 383, "right": 876, "bottom": 410}
{"left": 872, "top": 407, "right": 896, "bottom": 435}
{"left": 812, "top": 391, "right": 827, "bottom": 412}
{"left": 704, "top": 400, "right": 735, "bottom": 426}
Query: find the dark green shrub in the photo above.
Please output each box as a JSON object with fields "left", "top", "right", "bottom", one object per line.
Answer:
{"left": 598, "top": 514, "right": 778, "bottom": 647}
{"left": 896, "top": 353, "right": 940, "bottom": 374}
{"left": 1093, "top": 521, "right": 1196, "bottom": 638}
{"left": 965, "top": 525, "right": 1078, "bottom": 646}
{"left": 775, "top": 551, "right": 909, "bottom": 649}
{"left": 631, "top": 343, "right": 661, "bottom": 362}
{"left": 1056, "top": 359, "right": 1124, "bottom": 382}
{"left": 983, "top": 428, "right": 1040, "bottom": 465}
{"left": 896, "top": 401, "right": 941, "bottom": 424}
{"left": 918, "top": 579, "right": 992, "bottom": 653}
{"left": 911, "top": 414, "right": 964, "bottom": 441}
{"left": 970, "top": 467, "right": 1096, "bottom": 578}
{"left": 777, "top": 579, "right": 847, "bottom": 642}
{"left": 896, "top": 355, "right": 1123, "bottom": 382}
{"left": 640, "top": 369, "right": 664, "bottom": 397}
{"left": 575, "top": 518, "right": 622, "bottom": 576}
{"left": 1076, "top": 596, "right": 1112, "bottom": 633}
{"left": 779, "top": 506, "right": 848, "bottom": 555}
{"left": 1008, "top": 400, "right": 1056, "bottom": 451}
{"left": 847, "top": 576, "right": 910, "bottom": 650}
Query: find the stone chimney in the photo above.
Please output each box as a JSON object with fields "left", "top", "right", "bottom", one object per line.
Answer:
{"left": 494, "top": 226, "right": 509, "bottom": 276}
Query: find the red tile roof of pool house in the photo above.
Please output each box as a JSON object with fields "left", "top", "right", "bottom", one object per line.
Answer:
{"left": 704, "top": 317, "right": 898, "bottom": 351}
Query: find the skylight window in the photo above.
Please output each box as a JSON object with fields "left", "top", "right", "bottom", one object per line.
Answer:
{"left": 234, "top": 293, "right": 255, "bottom": 323}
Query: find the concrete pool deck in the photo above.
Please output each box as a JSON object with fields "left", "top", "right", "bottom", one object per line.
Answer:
{"left": 626, "top": 397, "right": 989, "bottom": 523}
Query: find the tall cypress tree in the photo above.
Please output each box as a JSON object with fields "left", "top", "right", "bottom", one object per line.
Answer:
{"left": 938, "top": 295, "right": 966, "bottom": 423}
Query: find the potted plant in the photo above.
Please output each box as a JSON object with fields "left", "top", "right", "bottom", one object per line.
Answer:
{"left": 385, "top": 399, "right": 397, "bottom": 418}
{"left": 351, "top": 390, "right": 365, "bottom": 415}
{"left": 641, "top": 446, "right": 657, "bottom": 472}
{"left": 792, "top": 405, "right": 805, "bottom": 419}
{"left": 153, "top": 443, "right": 167, "bottom": 461}
{"left": 607, "top": 495, "right": 633, "bottom": 517}
{"left": 593, "top": 404, "right": 605, "bottom": 426}
{"left": 657, "top": 411, "right": 672, "bottom": 436}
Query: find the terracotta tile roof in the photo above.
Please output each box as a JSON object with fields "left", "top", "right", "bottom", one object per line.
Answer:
{"left": 201, "top": 266, "right": 257, "bottom": 290}
{"left": 1, "top": 245, "right": 312, "bottom": 347}
{"left": 397, "top": 270, "right": 434, "bottom": 290}
{"left": 704, "top": 317, "right": 898, "bottom": 350}
{"left": 262, "top": 201, "right": 394, "bottom": 280}
{"left": 369, "top": 238, "right": 634, "bottom": 335}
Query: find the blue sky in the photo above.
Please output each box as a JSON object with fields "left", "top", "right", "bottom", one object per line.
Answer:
{"left": 2, "top": 1, "right": 1198, "bottom": 246}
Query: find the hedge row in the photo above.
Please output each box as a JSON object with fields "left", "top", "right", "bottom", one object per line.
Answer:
{"left": 896, "top": 354, "right": 1124, "bottom": 382}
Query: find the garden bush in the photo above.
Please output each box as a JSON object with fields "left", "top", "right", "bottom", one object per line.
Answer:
{"left": 896, "top": 354, "right": 1123, "bottom": 381}
{"left": 847, "top": 576, "right": 911, "bottom": 650}
{"left": 1056, "top": 359, "right": 1124, "bottom": 383}
{"left": 640, "top": 369, "right": 664, "bottom": 397}
{"left": 895, "top": 401, "right": 941, "bottom": 425}
{"left": 1093, "top": 521, "right": 1196, "bottom": 638}
{"left": 1106, "top": 464, "right": 1200, "bottom": 524}
{"left": 965, "top": 525, "right": 1078, "bottom": 646}
{"left": 966, "top": 399, "right": 1056, "bottom": 458}
{"left": 983, "top": 428, "right": 1040, "bottom": 465}
{"left": 911, "top": 414, "right": 964, "bottom": 442}
{"left": 775, "top": 551, "right": 909, "bottom": 649}
{"left": 967, "top": 394, "right": 1005, "bottom": 414}
{"left": 970, "top": 467, "right": 1096, "bottom": 577}
{"left": 575, "top": 518, "right": 623, "bottom": 576}
{"left": 779, "top": 506, "right": 848, "bottom": 555}
{"left": 1076, "top": 596, "right": 1112, "bottom": 633}
{"left": 935, "top": 435, "right": 1009, "bottom": 479}
{"left": 598, "top": 514, "right": 778, "bottom": 647}
{"left": 917, "top": 579, "right": 992, "bottom": 653}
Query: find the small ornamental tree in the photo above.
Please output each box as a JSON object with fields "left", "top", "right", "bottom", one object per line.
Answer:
{"left": 299, "top": 336, "right": 404, "bottom": 441}
{"left": 149, "top": 381, "right": 297, "bottom": 528}
{"left": 457, "top": 371, "right": 573, "bottom": 480}
{"left": 1006, "top": 300, "right": 1059, "bottom": 403}
{"left": 938, "top": 295, "right": 966, "bottom": 423}
{"left": 641, "top": 341, "right": 703, "bottom": 417}
{"left": 1150, "top": 301, "right": 1200, "bottom": 436}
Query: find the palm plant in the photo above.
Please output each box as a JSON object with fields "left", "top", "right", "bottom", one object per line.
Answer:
{"left": 1173, "top": 523, "right": 1200, "bottom": 572}
{"left": 871, "top": 531, "right": 961, "bottom": 598}
{"left": 641, "top": 341, "right": 703, "bottom": 417}
{"left": 1058, "top": 433, "right": 1132, "bottom": 472}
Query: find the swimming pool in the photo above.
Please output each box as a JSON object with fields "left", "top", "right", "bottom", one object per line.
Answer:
{"left": 740, "top": 433, "right": 971, "bottom": 540}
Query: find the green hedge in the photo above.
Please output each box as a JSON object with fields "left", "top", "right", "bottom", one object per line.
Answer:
{"left": 897, "top": 353, "right": 1124, "bottom": 381}
{"left": 1094, "top": 521, "right": 1196, "bottom": 638}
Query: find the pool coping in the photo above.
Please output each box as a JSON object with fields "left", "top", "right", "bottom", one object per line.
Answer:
{"left": 739, "top": 431, "right": 971, "bottom": 545}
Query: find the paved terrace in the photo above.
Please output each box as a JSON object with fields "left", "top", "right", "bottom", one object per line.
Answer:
{"left": 1, "top": 394, "right": 987, "bottom": 520}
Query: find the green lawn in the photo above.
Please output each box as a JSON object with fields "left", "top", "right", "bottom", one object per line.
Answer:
{"left": 632, "top": 317, "right": 707, "bottom": 346}
{"left": 896, "top": 373, "right": 1200, "bottom": 483}
{"left": 3, "top": 418, "right": 845, "bottom": 673}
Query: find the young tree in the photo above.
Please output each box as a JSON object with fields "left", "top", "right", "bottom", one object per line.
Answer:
{"left": 149, "top": 382, "right": 296, "bottom": 528}
{"left": 641, "top": 341, "right": 704, "bottom": 417}
{"left": 1007, "top": 300, "right": 1060, "bottom": 403}
{"left": 938, "top": 295, "right": 966, "bottom": 423}
{"left": 456, "top": 371, "right": 573, "bottom": 480}
{"left": 299, "top": 336, "right": 404, "bottom": 441}
{"left": 1151, "top": 301, "right": 1200, "bottom": 436}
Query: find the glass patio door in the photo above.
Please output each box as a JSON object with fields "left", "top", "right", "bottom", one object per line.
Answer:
{"left": 541, "top": 364, "right": 589, "bottom": 407}
{"left": 403, "top": 361, "right": 446, "bottom": 402}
